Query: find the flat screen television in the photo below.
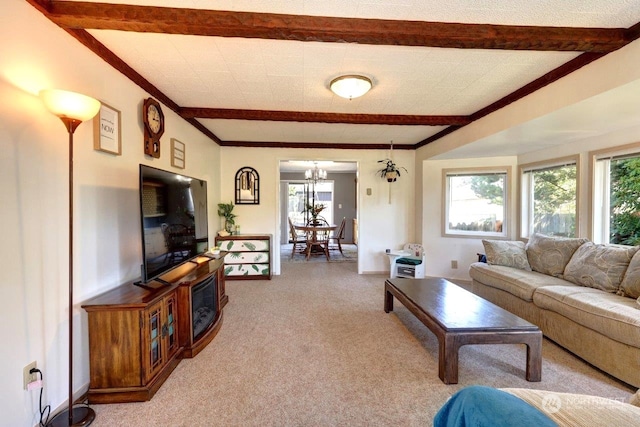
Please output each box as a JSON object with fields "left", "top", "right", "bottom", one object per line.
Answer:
{"left": 139, "top": 164, "right": 209, "bottom": 283}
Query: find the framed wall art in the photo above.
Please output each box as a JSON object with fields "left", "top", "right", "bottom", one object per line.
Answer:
{"left": 171, "top": 138, "right": 185, "bottom": 169}
{"left": 235, "top": 166, "right": 260, "bottom": 205}
{"left": 93, "top": 102, "right": 121, "bottom": 155}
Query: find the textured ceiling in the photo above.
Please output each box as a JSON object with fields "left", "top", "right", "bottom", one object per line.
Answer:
{"left": 31, "top": 0, "right": 640, "bottom": 152}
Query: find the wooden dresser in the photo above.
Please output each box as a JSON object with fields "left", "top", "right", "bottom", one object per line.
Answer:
{"left": 215, "top": 234, "right": 272, "bottom": 280}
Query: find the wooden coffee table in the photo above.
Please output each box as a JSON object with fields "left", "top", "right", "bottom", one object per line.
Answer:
{"left": 384, "top": 277, "right": 542, "bottom": 384}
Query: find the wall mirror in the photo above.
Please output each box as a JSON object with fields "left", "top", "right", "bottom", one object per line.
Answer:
{"left": 235, "top": 166, "right": 260, "bottom": 205}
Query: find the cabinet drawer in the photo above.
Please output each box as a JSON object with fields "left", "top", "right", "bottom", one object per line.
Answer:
{"left": 224, "top": 251, "right": 269, "bottom": 264}
{"left": 218, "top": 239, "right": 269, "bottom": 252}
{"left": 224, "top": 263, "right": 270, "bottom": 277}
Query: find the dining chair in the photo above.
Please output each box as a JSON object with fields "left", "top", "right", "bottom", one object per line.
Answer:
{"left": 305, "top": 226, "right": 330, "bottom": 260}
{"left": 328, "top": 217, "right": 346, "bottom": 255}
{"left": 307, "top": 216, "right": 329, "bottom": 226}
{"left": 288, "top": 217, "right": 305, "bottom": 259}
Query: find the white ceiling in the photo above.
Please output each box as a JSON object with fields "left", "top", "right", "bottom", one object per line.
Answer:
{"left": 52, "top": 1, "right": 640, "bottom": 154}
{"left": 433, "top": 76, "right": 640, "bottom": 159}
{"left": 280, "top": 160, "right": 357, "bottom": 173}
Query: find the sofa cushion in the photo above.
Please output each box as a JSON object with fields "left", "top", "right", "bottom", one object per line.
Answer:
{"left": 533, "top": 286, "right": 640, "bottom": 347}
{"left": 563, "top": 242, "right": 638, "bottom": 293}
{"left": 482, "top": 239, "right": 531, "bottom": 271}
{"left": 525, "top": 233, "right": 588, "bottom": 278}
{"left": 620, "top": 249, "right": 640, "bottom": 298}
{"left": 469, "top": 262, "right": 577, "bottom": 302}
{"left": 503, "top": 388, "right": 640, "bottom": 427}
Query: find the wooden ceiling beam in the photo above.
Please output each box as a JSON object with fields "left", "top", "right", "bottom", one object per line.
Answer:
{"left": 625, "top": 21, "right": 640, "bottom": 42}
{"left": 47, "top": 1, "right": 626, "bottom": 53}
{"left": 218, "top": 140, "right": 415, "bottom": 150}
{"left": 180, "top": 108, "right": 470, "bottom": 126}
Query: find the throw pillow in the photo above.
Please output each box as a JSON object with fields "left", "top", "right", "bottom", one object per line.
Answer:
{"left": 563, "top": 242, "right": 639, "bottom": 293}
{"left": 525, "top": 233, "right": 588, "bottom": 278}
{"left": 620, "top": 249, "right": 640, "bottom": 299}
{"left": 482, "top": 240, "right": 531, "bottom": 271}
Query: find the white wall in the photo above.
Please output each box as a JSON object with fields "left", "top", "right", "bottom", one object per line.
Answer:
{"left": 220, "top": 146, "right": 415, "bottom": 275}
{"left": 1, "top": 1, "right": 220, "bottom": 425}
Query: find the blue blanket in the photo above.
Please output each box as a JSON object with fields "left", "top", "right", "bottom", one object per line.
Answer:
{"left": 434, "top": 386, "right": 557, "bottom": 427}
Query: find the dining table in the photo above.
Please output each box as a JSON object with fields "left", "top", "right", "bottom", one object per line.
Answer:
{"left": 293, "top": 223, "right": 337, "bottom": 259}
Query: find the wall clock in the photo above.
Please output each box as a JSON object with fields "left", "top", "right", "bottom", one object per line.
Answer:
{"left": 142, "top": 97, "right": 165, "bottom": 158}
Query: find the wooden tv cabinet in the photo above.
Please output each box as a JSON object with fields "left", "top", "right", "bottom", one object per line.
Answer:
{"left": 81, "top": 256, "right": 227, "bottom": 404}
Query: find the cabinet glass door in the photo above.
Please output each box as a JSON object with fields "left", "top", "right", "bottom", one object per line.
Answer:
{"left": 145, "top": 301, "right": 164, "bottom": 380}
{"left": 165, "top": 294, "right": 178, "bottom": 356}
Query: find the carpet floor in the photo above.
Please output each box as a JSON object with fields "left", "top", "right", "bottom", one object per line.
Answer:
{"left": 91, "top": 262, "right": 635, "bottom": 426}
{"left": 280, "top": 243, "right": 358, "bottom": 263}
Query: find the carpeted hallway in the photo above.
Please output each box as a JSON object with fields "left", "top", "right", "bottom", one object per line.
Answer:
{"left": 91, "top": 262, "right": 635, "bottom": 426}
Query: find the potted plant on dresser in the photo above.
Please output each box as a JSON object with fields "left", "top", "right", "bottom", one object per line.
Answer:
{"left": 217, "top": 201, "right": 236, "bottom": 234}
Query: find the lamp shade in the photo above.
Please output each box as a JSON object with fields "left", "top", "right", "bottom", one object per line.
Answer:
{"left": 330, "top": 75, "right": 372, "bottom": 99}
{"left": 39, "top": 89, "right": 101, "bottom": 122}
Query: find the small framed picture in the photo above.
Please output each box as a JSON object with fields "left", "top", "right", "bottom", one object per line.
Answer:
{"left": 93, "top": 103, "right": 121, "bottom": 155}
{"left": 171, "top": 138, "right": 185, "bottom": 169}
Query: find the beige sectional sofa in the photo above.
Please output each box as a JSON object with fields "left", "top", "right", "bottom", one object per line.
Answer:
{"left": 503, "top": 388, "right": 640, "bottom": 426}
{"left": 469, "top": 233, "right": 640, "bottom": 388}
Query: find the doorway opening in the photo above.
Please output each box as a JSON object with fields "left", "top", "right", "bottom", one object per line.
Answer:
{"left": 279, "top": 160, "right": 358, "bottom": 266}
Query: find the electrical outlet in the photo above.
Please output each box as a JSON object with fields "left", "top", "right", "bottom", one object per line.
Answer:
{"left": 451, "top": 260, "right": 458, "bottom": 269}
{"left": 23, "top": 361, "right": 37, "bottom": 390}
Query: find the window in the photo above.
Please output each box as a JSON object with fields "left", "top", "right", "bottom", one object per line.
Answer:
{"left": 286, "top": 181, "right": 334, "bottom": 225}
{"left": 593, "top": 148, "right": 640, "bottom": 245}
{"left": 520, "top": 157, "right": 578, "bottom": 238}
{"left": 443, "top": 168, "right": 508, "bottom": 238}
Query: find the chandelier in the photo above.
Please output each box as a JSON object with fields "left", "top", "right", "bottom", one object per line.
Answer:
{"left": 305, "top": 163, "right": 327, "bottom": 182}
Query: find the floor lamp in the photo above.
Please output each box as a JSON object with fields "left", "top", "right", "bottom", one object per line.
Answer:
{"left": 40, "top": 89, "right": 101, "bottom": 427}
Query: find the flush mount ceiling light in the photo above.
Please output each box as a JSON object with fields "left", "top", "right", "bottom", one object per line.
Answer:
{"left": 330, "top": 75, "right": 372, "bottom": 99}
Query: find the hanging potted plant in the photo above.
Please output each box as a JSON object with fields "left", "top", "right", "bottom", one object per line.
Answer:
{"left": 377, "top": 158, "right": 407, "bottom": 182}
{"left": 217, "top": 201, "right": 237, "bottom": 234}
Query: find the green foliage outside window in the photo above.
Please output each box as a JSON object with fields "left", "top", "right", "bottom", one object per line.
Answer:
{"left": 610, "top": 157, "right": 640, "bottom": 246}
{"left": 471, "top": 165, "right": 576, "bottom": 237}
{"left": 531, "top": 165, "right": 576, "bottom": 237}
{"left": 470, "top": 175, "right": 504, "bottom": 206}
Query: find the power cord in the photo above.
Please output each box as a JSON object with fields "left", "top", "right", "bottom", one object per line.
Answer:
{"left": 29, "top": 368, "right": 50, "bottom": 427}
